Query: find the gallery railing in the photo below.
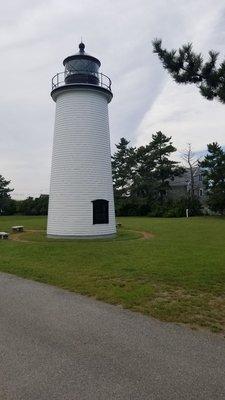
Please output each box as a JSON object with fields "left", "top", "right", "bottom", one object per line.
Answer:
{"left": 52, "top": 70, "right": 112, "bottom": 91}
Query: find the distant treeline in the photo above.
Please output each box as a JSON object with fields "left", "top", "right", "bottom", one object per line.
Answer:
{"left": 0, "top": 195, "right": 49, "bottom": 216}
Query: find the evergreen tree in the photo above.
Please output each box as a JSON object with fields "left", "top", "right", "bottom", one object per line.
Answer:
{"left": 200, "top": 143, "right": 225, "bottom": 214}
{"left": 132, "top": 143, "right": 158, "bottom": 201}
{"left": 111, "top": 138, "right": 136, "bottom": 198}
{"left": 152, "top": 39, "right": 225, "bottom": 103}
{"left": 112, "top": 133, "right": 185, "bottom": 216}
{"left": 134, "top": 132, "right": 184, "bottom": 205}
{"left": 0, "top": 175, "right": 13, "bottom": 214}
{"left": 150, "top": 132, "right": 184, "bottom": 204}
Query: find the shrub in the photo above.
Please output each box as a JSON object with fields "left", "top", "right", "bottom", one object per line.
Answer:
{"left": 165, "top": 196, "right": 202, "bottom": 218}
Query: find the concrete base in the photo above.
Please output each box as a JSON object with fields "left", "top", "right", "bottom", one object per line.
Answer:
{"left": 47, "top": 233, "right": 117, "bottom": 240}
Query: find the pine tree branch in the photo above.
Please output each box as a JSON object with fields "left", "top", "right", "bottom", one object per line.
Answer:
{"left": 152, "top": 39, "right": 225, "bottom": 103}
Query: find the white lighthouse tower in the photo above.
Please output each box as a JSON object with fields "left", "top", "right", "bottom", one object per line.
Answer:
{"left": 47, "top": 42, "right": 116, "bottom": 238}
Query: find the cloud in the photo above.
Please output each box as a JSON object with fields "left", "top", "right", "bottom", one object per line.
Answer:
{"left": 136, "top": 79, "right": 225, "bottom": 152}
{"left": 136, "top": 0, "right": 225, "bottom": 154}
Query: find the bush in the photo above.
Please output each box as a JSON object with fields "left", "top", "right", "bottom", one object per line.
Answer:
{"left": 148, "top": 204, "right": 168, "bottom": 217}
{"left": 147, "top": 196, "right": 202, "bottom": 218}
{"left": 164, "top": 196, "right": 202, "bottom": 218}
{"left": 115, "top": 195, "right": 202, "bottom": 218}
{"left": 115, "top": 197, "right": 152, "bottom": 216}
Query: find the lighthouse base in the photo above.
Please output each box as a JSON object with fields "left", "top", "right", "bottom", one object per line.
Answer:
{"left": 47, "top": 233, "right": 116, "bottom": 240}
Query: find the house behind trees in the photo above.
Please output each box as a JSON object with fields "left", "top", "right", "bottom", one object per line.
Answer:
{"left": 168, "top": 166, "right": 206, "bottom": 205}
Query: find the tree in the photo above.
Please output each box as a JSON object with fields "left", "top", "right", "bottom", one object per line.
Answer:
{"left": 112, "top": 133, "right": 185, "bottom": 216}
{"left": 35, "top": 194, "right": 49, "bottom": 215}
{"left": 19, "top": 194, "right": 49, "bottom": 215}
{"left": 150, "top": 131, "right": 184, "bottom": 204}
{"left": 0, "top": 175, "right": 13, "bottom": 214}
{"left": 132, "top": 143, "right": 155, "bottom": 200}
{"left": 182, "top": 143, "right": 199, "bottom": 197}
{"left": 200, "top": 142, "right": 225, "bottom": 214}
{"left": 111, "top": 138, "right": 136, "bottom": 198}
{"left": 134, "top": 132, "right": 184, "bottom": 205}
{"left": 19, "top": 196, "right": 36, "bottom": 215}
{"left": 152, "top": 39, "right": 225, "bottom": 103}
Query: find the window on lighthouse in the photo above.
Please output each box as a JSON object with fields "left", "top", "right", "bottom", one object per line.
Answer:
{"left": 92, "top": 200, "right": 109, "bottom": 224}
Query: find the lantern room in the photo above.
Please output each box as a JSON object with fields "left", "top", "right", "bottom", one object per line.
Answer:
{"left": 63, "top": 42, "right": 101, "bottom": 85}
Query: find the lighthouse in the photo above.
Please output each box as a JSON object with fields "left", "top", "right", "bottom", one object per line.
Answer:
{"left": 47, "top": 42, "right": 116, "bottom": 238}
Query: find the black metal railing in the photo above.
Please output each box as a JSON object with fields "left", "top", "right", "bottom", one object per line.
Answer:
{"left": 52, "top": 70, "right": 112, "bottom": 91}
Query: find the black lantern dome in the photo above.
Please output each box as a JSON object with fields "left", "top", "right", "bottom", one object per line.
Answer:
{"left": 63, "top": 42, "right": 101, "bottom": 85}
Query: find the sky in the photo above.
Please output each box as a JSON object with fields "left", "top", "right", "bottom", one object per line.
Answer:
{"left": 0, "top": 0, "right": 225, "bottom": 199}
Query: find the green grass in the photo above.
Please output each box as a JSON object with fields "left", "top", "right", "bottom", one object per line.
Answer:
{"left": 0, "top": 215, "right": 225, "bottom": 333}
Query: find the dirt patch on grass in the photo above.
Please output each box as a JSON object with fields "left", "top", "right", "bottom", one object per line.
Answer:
{"left": 129, "top": 230, "right": 154, "bottom": 240}
{"left": 10, "top": 230, "right": 44, "bottom": 243}
{"left": 10, "top": 233, "right": 28, "bottom": 242}
{"left": 140, "top": 231, "right": 154, "bottom": 239}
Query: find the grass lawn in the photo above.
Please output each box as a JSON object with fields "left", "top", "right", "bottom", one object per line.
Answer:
{"left": 0, "top": 215, "right": 225, "bottom": 333}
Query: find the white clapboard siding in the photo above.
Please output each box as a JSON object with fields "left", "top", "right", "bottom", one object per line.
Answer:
{"left": 47, "top": 88, "right": 116, "bottom": 237}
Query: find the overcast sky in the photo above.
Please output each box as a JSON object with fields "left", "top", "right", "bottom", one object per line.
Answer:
{"left": 1, "top": 0, "right": 225, "bottom": 199}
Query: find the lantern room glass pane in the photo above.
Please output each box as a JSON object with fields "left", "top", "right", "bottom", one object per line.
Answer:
{"left": 65, "top": 59, "right": 99, "bottom": 74}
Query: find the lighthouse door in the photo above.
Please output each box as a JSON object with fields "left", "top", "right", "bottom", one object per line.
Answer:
{"left": 92, "top": 199, "right": 109, "bottom": 224}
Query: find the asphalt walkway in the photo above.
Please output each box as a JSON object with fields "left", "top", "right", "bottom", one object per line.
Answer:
{"left": 0, "top": 272, "right": 225, "bottom": 399}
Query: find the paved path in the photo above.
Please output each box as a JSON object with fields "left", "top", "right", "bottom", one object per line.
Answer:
{"left": 0, "top": 273, "right": 225, "bottom": 400}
